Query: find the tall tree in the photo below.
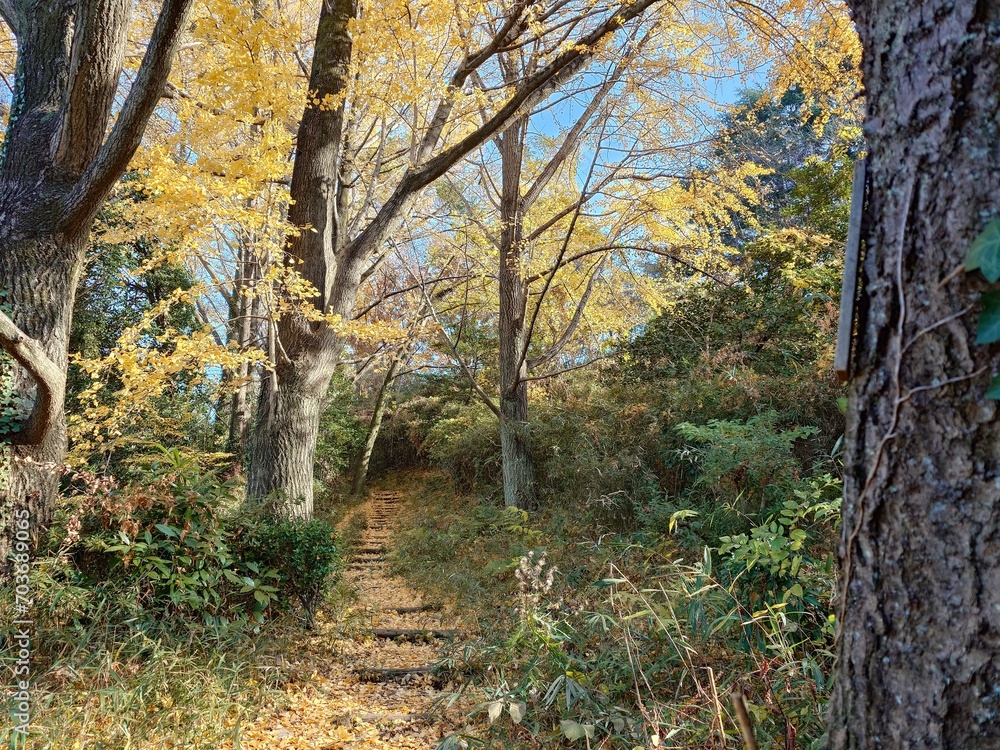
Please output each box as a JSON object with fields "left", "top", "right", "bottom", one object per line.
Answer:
{"left": 245, "top": 0, "right": 665, "bottom": 515}
{"left": 426, "top": 16, "right": 767, "bottom": 508}
{"left": 0, "top": 0, "right": 195, "bottom": 564}
{"left": 828, "top": 1, "right": 1000, "bottom": 746}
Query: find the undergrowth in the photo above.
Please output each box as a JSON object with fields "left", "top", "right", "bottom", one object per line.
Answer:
{"left": 0, "top": 447, "right": 354, "bottom": 750}
{"left": 389, "top": 466, "right": 837, "bottom": 750}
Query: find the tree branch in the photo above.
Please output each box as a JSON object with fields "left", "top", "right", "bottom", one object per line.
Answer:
{"left": 61, "top": 0, "right": 196, "bottom": 232}
{"left": 528, "top": 253, "right": 608, "bottom": 370}
{"left": 0, "top": 0, "right": 20, "bottom": 37}
{"left": 526, "top": 244, "right": 733, "bottom": 286}
{"left": 54, "top": 0, "right": 131, "bottom": 174}
{"left": 0, "top": 309, "right": 64, "bottom": 446}
{"left": 343, "top": 0, "right": 663, "bottom": 264}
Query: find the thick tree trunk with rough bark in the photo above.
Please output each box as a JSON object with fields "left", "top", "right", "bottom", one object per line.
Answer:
{"left": 497, "top": 118, "right": 536, "bottom": 509}
{"left": 0, "top": 0, "right": 194, "bottom": 575}
{"left": 0, "top": 236, "right": 85, "bottom": 552}
{"left": 246, "top": 360, "right": 327, "bottom": 517}
{"left": 244, "top": 0, "right": 356, "bottom": 513}
{"left": 828, "top": 2, "right": 1000, "bottom": 747}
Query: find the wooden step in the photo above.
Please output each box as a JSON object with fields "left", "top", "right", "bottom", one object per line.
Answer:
{"left": 372, "top": 628, "right": 459, "bottom": 640}
{"left": 385, "top": 603, "right": 443, "bottom": 614}
{"left": 355, "top": 666, "right": 433, "bottom": 682}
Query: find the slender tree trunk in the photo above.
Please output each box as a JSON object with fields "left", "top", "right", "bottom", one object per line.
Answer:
{"left": 352, "top": 356, "right": 399, "bottom": 496}
{"left": 227, "top": 243, "right": 257, "bottom": 473}
{"left": 828, "top": 2, "right": 1000, "bottom": 747}
{"left": 497, "top": 117, "right": 536, "bottom": 509}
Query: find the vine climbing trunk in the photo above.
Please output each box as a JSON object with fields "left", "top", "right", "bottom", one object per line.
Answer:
{"left": 497, "top": 117, "right": 536, "bottom": 510}
{"left": 0, "top": 0, "right": 195, "bottom": 575}
{"left": 828, "top": 2, "right": 1000, "bottom": 746}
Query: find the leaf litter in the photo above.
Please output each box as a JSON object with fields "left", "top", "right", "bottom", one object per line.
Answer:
{"left": 222, "top": 491, "right": 477, "bottom": 750}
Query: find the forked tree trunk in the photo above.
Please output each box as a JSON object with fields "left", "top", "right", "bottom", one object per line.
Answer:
{"left": 497, "top": 118, "right": 536, "bottom": 509}
{"left": 828, "top": 2, "right": 1000, "bottom": 746}
{"left": 0, "top": 0, "right": 194, "bottom": 573}
{"left": 244, "top": 0, "right": 357, "bottom": 513}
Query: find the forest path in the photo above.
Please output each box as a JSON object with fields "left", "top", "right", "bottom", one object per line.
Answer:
{"left": 227, "top": 489, "right": 474, "bottom": 750}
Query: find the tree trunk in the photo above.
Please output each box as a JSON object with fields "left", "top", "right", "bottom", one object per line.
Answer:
{"left": 497, "top": 117, "right": 536, "bottom": 510}
{"left": 0, "top": 0, "right": 194, "bottom": 575}
{"left": 246, "top": 358, "right": 325, "bottom": 517}
{"left": 352, "top": 356, "right": 399, "bottom": 496}
{"left": 0, "top": 234, "right": 86, "bottom": 561}
{"left": 244, "top": 0, "right": 356, "bottom": 514}
{"left": 226, "top": 242, "right": 258, "bottom": 473}
{"left": 828, "top": 2, "right": 1000, "bottom": 747}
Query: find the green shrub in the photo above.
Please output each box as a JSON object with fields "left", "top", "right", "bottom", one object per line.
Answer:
{"left": 315, "top": 372, "right": 367, "bottom": 491}
{"left": 676, "top": 411, "right": 819, "bottom": 509}
{"left": 236, "top": 516, "right": 341, "bottom": 629}
{"left": 66, "top": 446, "right": 280, "bottom": 634}
{"left": 424, "top": 401, "right": 501, "bottom": 492}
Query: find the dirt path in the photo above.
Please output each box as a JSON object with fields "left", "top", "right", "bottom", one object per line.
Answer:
{"left": 227, "top": 490, "right": 473, "bottom": 750}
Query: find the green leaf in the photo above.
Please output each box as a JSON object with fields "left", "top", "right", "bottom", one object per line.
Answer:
{"left": 154, "top": 523, "right": 178, "bottom": 538}
{"left": 986, "top": 374, "right": 1000, "bottom": 400}
{"left": 977, "top": 291, "right": 1000, "bottom": 344}
{"left": 966, "top": 218, "right": 1000, "bottom": 282}
{"left": 560, "top": 720, "right": 595, "bottom": 741}
{"left": 783, "top": 583, "right": 804, "bottom": 601}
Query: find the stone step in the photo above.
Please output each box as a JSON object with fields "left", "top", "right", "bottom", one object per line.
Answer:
{"left": 385, "top": 603, "right": 443, "bottom": 614}
{"left": 353, "top": 712, "right": 430, "bottom": 724}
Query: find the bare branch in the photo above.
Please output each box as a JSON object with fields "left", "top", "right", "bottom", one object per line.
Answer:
{"left": 520, "top": 352, "right": 612, "bottom": 383}
{"left": 526, "top": 244, "right": 733, "bottom": 287}
{"left": 528, "top": 253, "right": 608, "bottom": 370}
{"left": 0, "top": 309, "right": 64, "bottom": 445}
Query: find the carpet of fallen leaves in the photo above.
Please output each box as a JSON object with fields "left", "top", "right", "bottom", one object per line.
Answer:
{"left": 222, "top": 491, "right": 477, "bottom": 750}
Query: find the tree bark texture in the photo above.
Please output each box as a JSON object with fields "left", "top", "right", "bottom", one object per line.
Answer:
{"left": 829, "top": 2, "right": 1000, "bottom": 747}
{"left": 245, "top": 0, "right": 358, "bottom": 513}
{"left": 0, "top": 0, "right": 194, "bottom": 575}
{"left": 497, "top": 118, "right": 537, "bottom": 510}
